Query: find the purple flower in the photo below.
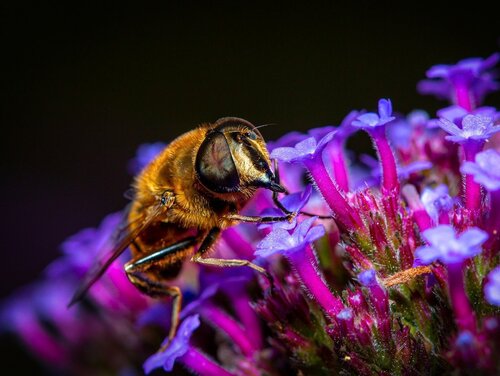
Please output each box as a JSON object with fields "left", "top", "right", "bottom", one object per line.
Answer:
{"left": 484, "top": 266, "right": 500, "bottom": 306}
{"left": 352, "top": 99, "right": 395, "bottom": 130}
{"left": 270, "top": 132, "right": 336, "bottom": 163}
{"left": 46, "top": 212, "right": 122, "bottom": 278}
{"left": 127, "top": 142, "right": 166, "bottom": 175}
{"left": 259, "top": 185, "right": 312, "bottom": 230}
{"left": 417, "top": 53, "right": 500, "bottom": 105}
{"left": 143, "top": 314, "right": 200, "bottom": 373}
{"left": 420, "top": 184, "right": 454, "bottom": 223}
{"left": 460, "top": 149, "right": 500, "bottom": 191}
{"left": 438, "top": 114, "right": 499, "bottom": 143}
{"left": 255, "top": 217, "right": 325, "bottom": 258}
{"left": 415, "top": 225, "right": 488, "bottom": 265}
{"left": 358, "top": 269, "right": 377, "bottom": 287}
{"left": 266, "top": 131, "right": 307, "bottom": 151}
{"left": 437, "top": 105, "right": 498, "bottom": 125}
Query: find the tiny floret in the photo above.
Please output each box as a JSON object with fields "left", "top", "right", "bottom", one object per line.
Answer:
{"left": 420, "top": 184, "right": 453, "bottom": 223}
{"left": 255, "top": 217, "right": 325, "bottom": 258}
{"left": 270, "top": 131, "right": 336, "bottom": 163}
{"left": 438, "top": 114, "right": 499, "bottom": 143}
{"left": 358, "top": 269, "right": 377, "bottom": 287}
{"left": 352, "top": 98, "right": 396, "bottom": 130}
{"left": 415, "top": 225, "right": 488, "bottom": 265}
{"left": 485, "top": 266, "right": 500, "bottom": 306}
{"left": 460, "top": 149, "right": 500, "bottom": 191}
{"left": 143, "top": 314, "right": 200, "bottom": 374}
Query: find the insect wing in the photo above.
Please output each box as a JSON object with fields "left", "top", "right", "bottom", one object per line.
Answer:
{"left": 68, "top": 204, "right": 163, "bottom": 306}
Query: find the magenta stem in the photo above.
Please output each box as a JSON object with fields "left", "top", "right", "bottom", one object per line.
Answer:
{"left": 200, "top": 305, "right": 257, "bottom": 357}
{"left": 485, "top": 189, "right": 500, "bottom": 253}
{"left": 370, "top": 127, "right": 399, "bottom": 194}
{"left": 287, "top": 245, "right": 344, "bottom": 317}
{"left": 453, "top": 82, "right": 473, "bottom": 111}
{"left": 304, "top": 157, "right": 365, "bottom": 232}
{"left": 402, "top": 184, "right": 433, "bottom": 231}
{"left": 231, "top": 290, "right": 263, "bottom": 348}
{"left": 462, "top": 142, "right": 484, "bottom": 212}
{"left": 326, "top": 140, "right": 350, "bottom": 192}
{"left": 222, "top": 227, "right": 254, "bottom": 259}
{"left": 447, "top": 262, "right": 476, "bottom": 332}
{"left": 180, "top": 347, "right": 235, "bottom": 376}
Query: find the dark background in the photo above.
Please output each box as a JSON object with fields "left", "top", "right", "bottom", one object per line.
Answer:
{"left": 1, "top": 1, "right": 499, "bottom": 373}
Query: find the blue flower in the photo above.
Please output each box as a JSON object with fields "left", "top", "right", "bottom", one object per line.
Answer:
{"left": 417, "top": 53, "right": 500, "bottom": 102}
{"left": 420, "top": 184, "right": 454, "bottom": 223}
{"left": 358, "top": 269, "right": 377, "bottom": 287}
{"left": 438, "top": 114, "right": 500, "bottom": 143}
{"left": 143, "top": 314, "right": 200, "bottom": 374}
{"left": 255, "top": 217, "right": 325, "bottom": 258}
{"left": 352, "top": 99, "right": 396, "bottom": 130}
{"left": 484, "top": 266, "right": 500, "bottom": 306}
{"left": 128, "top": 142, "right": 166, "bottom": 175}
{"left": 437, "top": 105, "right": 498, "bottom": 125}
{"left": 415, "top": 225, "right": 488, "bottom": 265}
{"left": 270, "top": 132, "right": 336, "bottom": 163}
{"left": 308, "top": 110, "right": 360, "bottom": 141}
{"left": 460, "top": 149, "right": 500, "bottom": 191}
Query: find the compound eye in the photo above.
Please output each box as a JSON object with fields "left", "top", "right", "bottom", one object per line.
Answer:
{"left": 195, "top": 132, "right": 240, "bottom": 193}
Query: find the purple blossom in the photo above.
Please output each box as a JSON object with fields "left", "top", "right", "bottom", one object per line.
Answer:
{"left": 45, "top": 212, "right": 122, "bottom": 278}
{"left": 417, "top": 53, "right": 500, "bottom": 106}
{"left": 127, "top": 142, "right": 166, "bottom": 175}
{"left": 255, "top": 217, "right": 325, "bottom": 258}
{"left": 270, "top": 132, "right": 335, "bottom": 163}
{"left": 415, "top": 225, "right": 488, "bottom": 265}
{"left": 485, "top": 267, "right": 500, "bottom": 306}
{"left": 420, "top": 184, "right": 454, "bottom": 223}
{"left": 358, "top": 269, "right": 377, "bottom": 287}
{"left": 352, "top": 98, "right": 396, "bottom": 130}
{"left": 143, "top": 314, "right": 200, "bottom": 373}
{"left": 460, "top": 149, "right": 500, "bottom": 191}
{"left": 266, "top": 131, "right": 307, "bottom": 151}
{"left": 438, "top": 114, "right": 500, "bottom": 143}
{"left": 437, "top": 105, "right": 498, "bottom": 125}
{"left": 259, "top": 185, "right": 312, "bottom": 230}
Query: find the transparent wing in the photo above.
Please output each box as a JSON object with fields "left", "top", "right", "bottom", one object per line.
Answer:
{"left": 68, "top": 204, "right": 164, "bottom": 306}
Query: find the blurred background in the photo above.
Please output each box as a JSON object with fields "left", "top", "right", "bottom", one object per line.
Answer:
{"left": 1, "top": 1, "right": 499, "bottom": 373}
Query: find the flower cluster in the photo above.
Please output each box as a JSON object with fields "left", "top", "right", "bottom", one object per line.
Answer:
{"left": 2, "top": 53, "right": 500, "bottom": 375}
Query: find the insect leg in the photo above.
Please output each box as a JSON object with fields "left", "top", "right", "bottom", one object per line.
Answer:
{"left": 125, "top": 237, "right": 197, "bottom": 343}
{"left": 226, "top": 212, "right": 296, "bottom": 224}
{"left": 191, "top": 227, "right": 268, "bottom": 275}
{"left": 272, "top": 158, "right": 332, "bottom": 220}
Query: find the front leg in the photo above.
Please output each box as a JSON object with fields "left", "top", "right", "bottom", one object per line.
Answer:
{"left": 225, "top": 212, "right": 296, "bottom": 224}
{"left": 191, "top": 227, "right": 268, "bottom": 275}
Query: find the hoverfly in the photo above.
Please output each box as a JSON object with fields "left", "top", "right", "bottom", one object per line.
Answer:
{"left": 69, "top": 117, "right": 294, "bottom": 342}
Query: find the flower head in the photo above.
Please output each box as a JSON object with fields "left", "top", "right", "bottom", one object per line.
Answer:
{"left": 485, "top": 267, "right": 500, "bottom": 306}
{"left": 270, "top": 131, "right": 335, "bottom": 163}
{"left": 358, "top": 269, "right": 377, "bottom": 287}
{"left": 437, "top": 105, "right": 498, "bottom": 125}
{"left": 352, "top": 98, "right": 395, "bottom": 130}
{"left": 438, "top": 114, "right": 499, "bottom": 143}
{"left": 417, "top": 53, "right": 500, "bottom": 103}
{"left": 415, "top": 225, "right": 488, "bottom": 265}
{"left": 255, "top": 217, "right": 325, "bottom": 258}
{"left": 460, "top": 149, "right": 500, "bottom": 191}
{"left": 420, "top": 184, "right": 454, "bottom": 223}
{"left": 143, "top": 314, "right": 200, "bottom": 374}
